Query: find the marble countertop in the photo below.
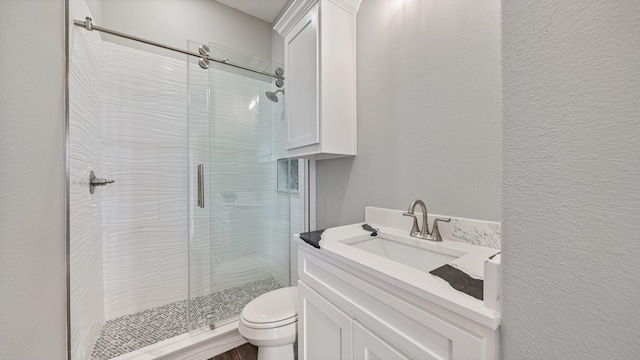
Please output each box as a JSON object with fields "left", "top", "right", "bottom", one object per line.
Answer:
{"left": 296, "top": 219, "right": 502, "bottom": 329}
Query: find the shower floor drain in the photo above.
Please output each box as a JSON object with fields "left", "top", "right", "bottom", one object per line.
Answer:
{"left": 90, "top": 278, "right": 282, "bottom": 360}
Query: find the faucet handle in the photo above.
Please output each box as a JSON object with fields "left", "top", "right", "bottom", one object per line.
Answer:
{"left": 403, "top": 212, "right": 421, "bottom": 237}
{"left": 431, "top": 218, "right": 451, "bottom": 242}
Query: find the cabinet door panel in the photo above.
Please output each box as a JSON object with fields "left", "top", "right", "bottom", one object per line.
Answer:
{"left": 353, "top": 322, "right": 409, "bottom": 360}
{"left": 299, "top": 281, "right": 352, "bottom": 360}
{"left": 285, "top": 5, "right": 319, "bottom": 150}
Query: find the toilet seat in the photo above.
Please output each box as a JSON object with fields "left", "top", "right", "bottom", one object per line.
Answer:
{"left": 240, "top": 287, "right": 298, "bottom": 329}
{"left": 241, "top": 313, "right": 297, "bottom": 329}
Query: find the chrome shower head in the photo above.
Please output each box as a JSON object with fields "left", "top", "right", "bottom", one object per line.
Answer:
{"left": 265, "top": 89, "right": 284, "bottom": 103}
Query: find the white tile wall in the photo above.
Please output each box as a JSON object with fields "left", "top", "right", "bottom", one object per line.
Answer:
{"left": 101, "top": 42, "right": 190, "bottom": 319}
{"left": 69, "top": 1, "right": 105, "bottom": 358}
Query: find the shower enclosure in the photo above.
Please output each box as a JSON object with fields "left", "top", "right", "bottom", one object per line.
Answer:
{"left": 68, "top": 4, "right": 305, "bottom": 359}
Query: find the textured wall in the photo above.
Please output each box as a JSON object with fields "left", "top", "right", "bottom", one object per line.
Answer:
{"left": 316, "top": 0, "right": 502, "bottom": 228}
{"left": 502, "top": 0, "right": 640, "bottom": 358}
{"left": 69, "top": 0, "right": 106, "bottom": 358}
{"left": 101, "top": 42, "right": 191, "bottom": 319}
{"left": 0, "top": 1, "right": 67, "bottom": 359}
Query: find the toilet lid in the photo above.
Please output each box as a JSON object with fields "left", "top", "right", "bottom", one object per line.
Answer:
{"left": 242, "top": 286, "right": 298, "bottom": 324}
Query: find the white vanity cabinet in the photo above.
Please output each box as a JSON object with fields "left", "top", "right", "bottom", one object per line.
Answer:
{"left": 300, "top": 284, "right": 407, "bottom": 360}
{"left": 299, "top": 282, "right": 352, "bottom": 360}
{"left": 353, "top": 321, "right": 410, "bottom": 360}
{"left": 297, "top": 242, "right": 500, "bottom": 360}
{"left": 274, "top": 0, "right": 360, "bottom": 159}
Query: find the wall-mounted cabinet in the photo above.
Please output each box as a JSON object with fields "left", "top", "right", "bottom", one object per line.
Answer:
{"left": 274, "top": 0, "right": 361, "bottom": 160}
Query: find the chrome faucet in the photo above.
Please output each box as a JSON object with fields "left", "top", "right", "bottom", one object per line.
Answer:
{"left": 403, "top": 199, "right": 451, "bottom": 242}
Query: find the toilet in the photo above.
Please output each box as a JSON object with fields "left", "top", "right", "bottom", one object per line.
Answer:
{"left": 238, "top": 286, "right": 298, "bottom": 360}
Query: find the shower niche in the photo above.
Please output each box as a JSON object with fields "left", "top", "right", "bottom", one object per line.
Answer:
{"left": 278, "top": 159, "right": 299, "bottom": 192}
{"left": 68, "top": 4, "right": 306, "bottom": 359}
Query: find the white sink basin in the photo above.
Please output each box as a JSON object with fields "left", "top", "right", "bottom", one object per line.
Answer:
{"left": 340, "top": 234, "right": 468, "bottom": 273}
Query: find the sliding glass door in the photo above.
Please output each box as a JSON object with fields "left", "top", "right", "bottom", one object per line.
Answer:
{"left": 188, "top": 42, "right": 297, "bottom": 329}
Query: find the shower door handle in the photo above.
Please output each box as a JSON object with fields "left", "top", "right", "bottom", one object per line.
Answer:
{"left": 197, "top": 164, "right": 205, "bottom": 208}
{"left": 89, "top": 170, "right": 114, "bottom": 195}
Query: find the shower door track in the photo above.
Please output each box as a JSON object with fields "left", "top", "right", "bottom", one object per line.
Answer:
{"left": 72, "top": 17, "right": 285, "bottom": 80}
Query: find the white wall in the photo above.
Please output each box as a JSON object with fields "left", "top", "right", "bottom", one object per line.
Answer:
{"left": 0, "top": 1, "right": 67, "bottom": 360}
{"left": 85, "top": 0, "right": 102, "bottom": 24}
{"left": 315, "top": 0, "right": 502, "bottom": 228}
{"left": 501, "top": 1, "right": 640, "bottom": 358}
{"left": 271, "top": 30, "right": 285, "bottom": 66}
{"left": 100, "top": 0, "right": 273, "bottom": 61}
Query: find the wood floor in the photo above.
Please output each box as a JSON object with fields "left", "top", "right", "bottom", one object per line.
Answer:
{"left": 210, "top": 342, "right": 298, "bottom": 360}
{"left": 210, "top": 343, "right": 258, "bottom": 360}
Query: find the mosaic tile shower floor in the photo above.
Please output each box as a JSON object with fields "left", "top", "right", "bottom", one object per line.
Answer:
{"left": 91, "top": 278, "right": 282, "bottom": 360}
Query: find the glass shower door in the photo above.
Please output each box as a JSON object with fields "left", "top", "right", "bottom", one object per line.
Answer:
{"left": 206, "top": 43, "right": 289, "bottom": 327}
{"left": 187, "top": 40, "right": 213, "bottom": 330}
{"left": 187, "top": 42, "right": 295, "bottom": 330}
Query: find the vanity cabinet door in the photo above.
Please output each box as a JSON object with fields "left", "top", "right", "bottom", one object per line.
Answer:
{"left": 353, "top": 322, "right": 409, "bottom": 360}
{"left": 299, "top": 281, "right": 353, "bottom": 360}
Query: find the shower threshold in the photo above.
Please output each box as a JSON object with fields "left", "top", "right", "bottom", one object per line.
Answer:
{"left": 91, "top": 278, "right": 282, "bottom": 360}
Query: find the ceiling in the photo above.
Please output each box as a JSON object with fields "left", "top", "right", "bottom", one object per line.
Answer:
{"left": 215, "top": 0, "right": 290, "bottom": 23}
